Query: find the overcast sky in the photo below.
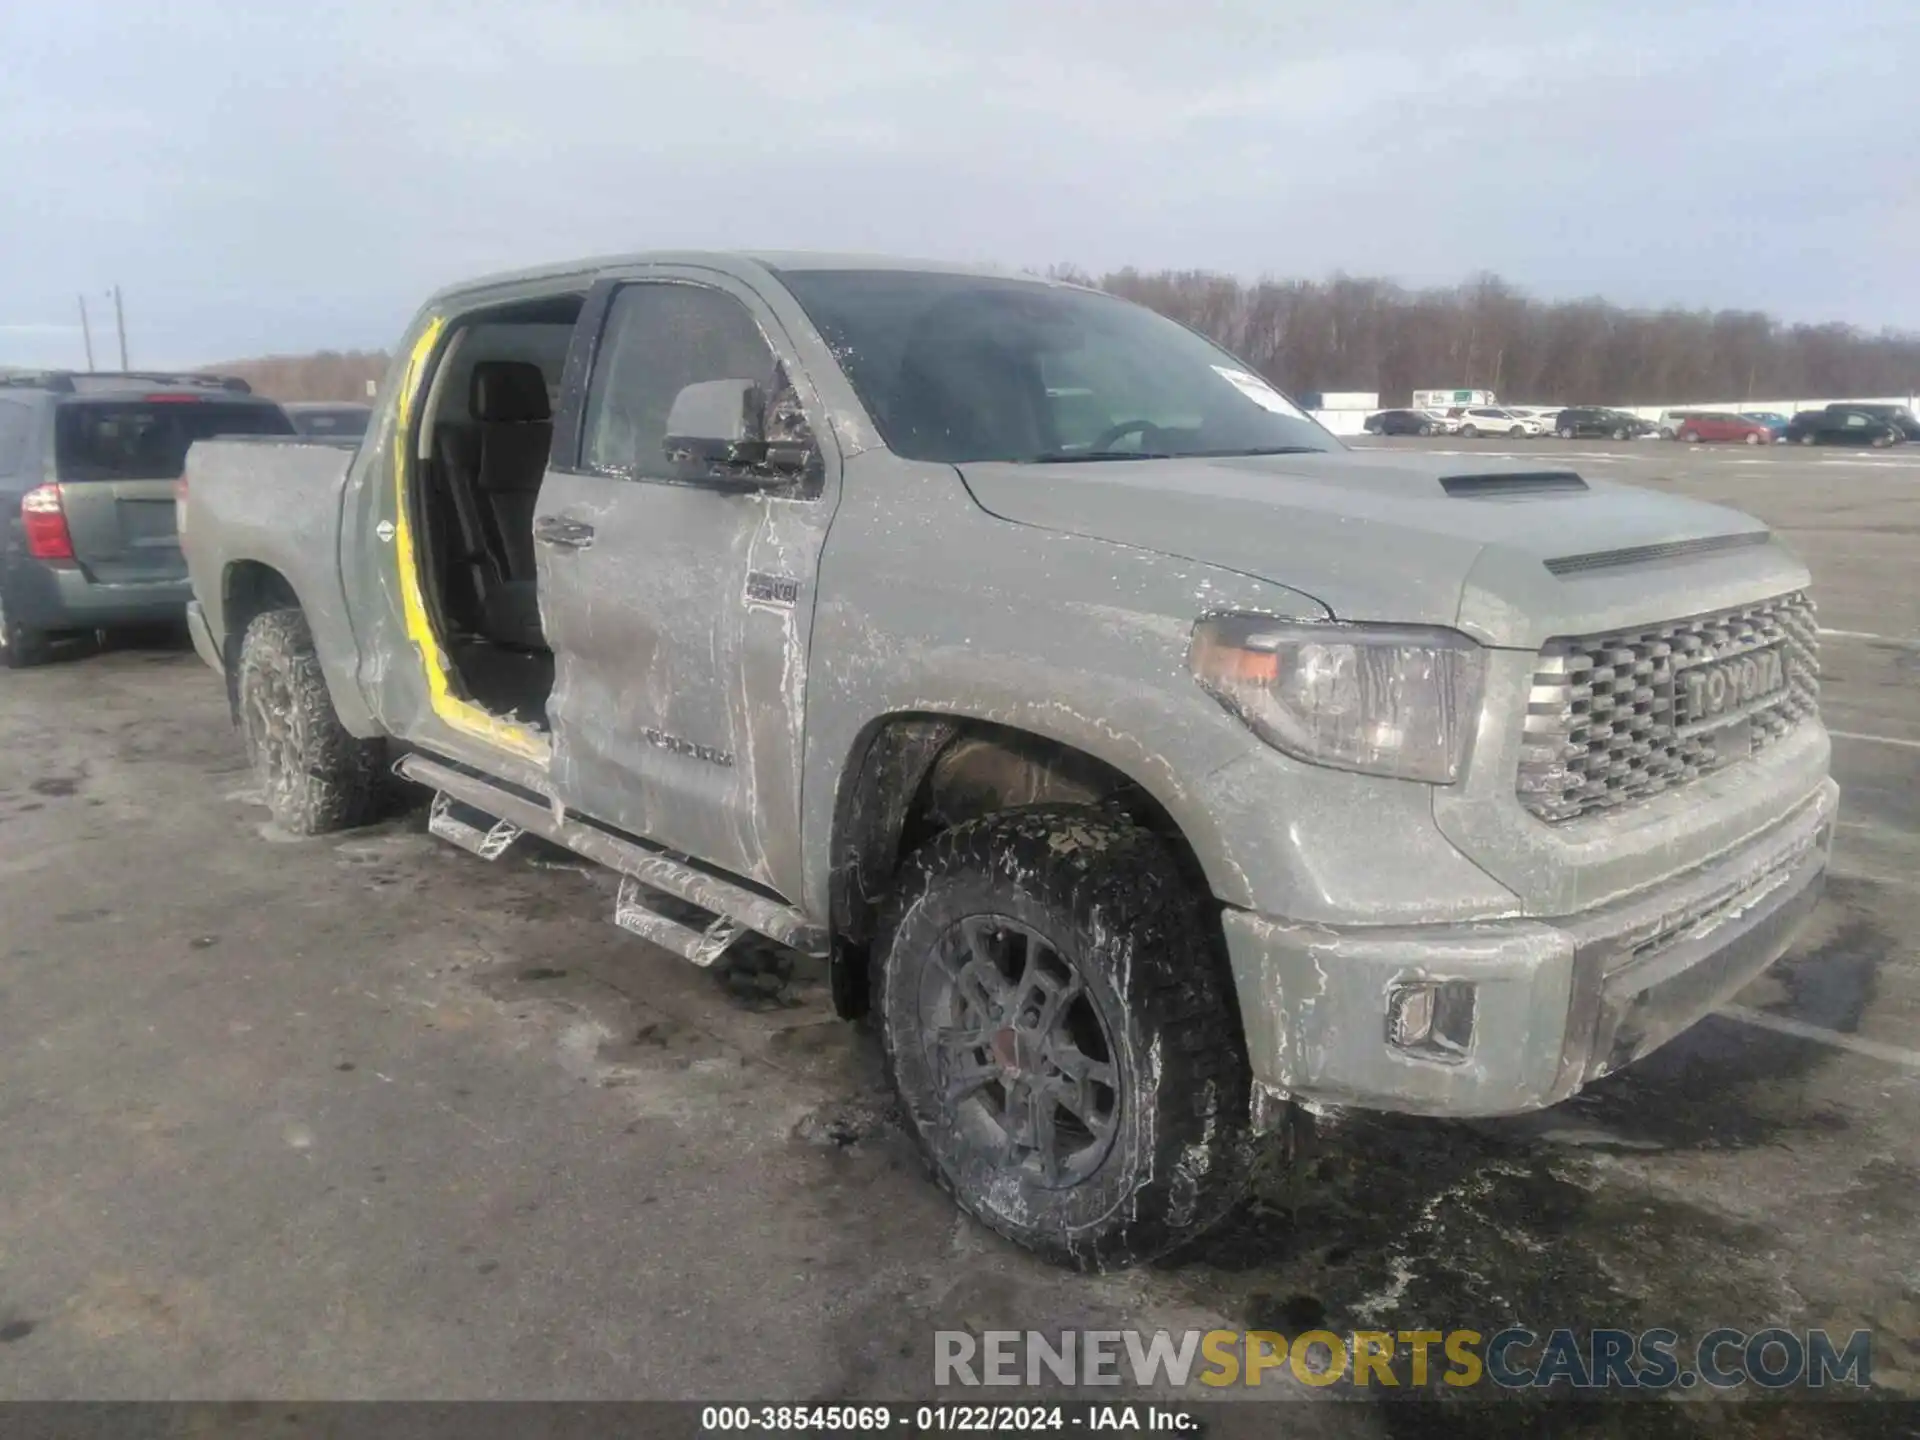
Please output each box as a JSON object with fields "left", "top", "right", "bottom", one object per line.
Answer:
{"left": 2, "top": 0, "right": 1914, "bottom": 368}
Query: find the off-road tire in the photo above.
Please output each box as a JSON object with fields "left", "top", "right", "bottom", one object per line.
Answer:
{"left": 874, "top": 806, "right": 1255, "bottom": 1269}
{"left": 237, "top": 608, "right": 382, "bottom": 835}
{"left": 0, "top": 594, "right": 53, "bottom": 670}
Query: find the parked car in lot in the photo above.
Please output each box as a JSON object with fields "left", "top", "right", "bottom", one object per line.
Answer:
{"left": 1739, "top": 411, "right": 1790, "bottom": 438}
{"left": 1553, "top": 407, "right": 1652, "bottom": 440}
{"left": 1676, "top": 412, "right": 1774, "bottom": 445}
{"left": 1451, "top": 406, "right": 1541, "bottom": 438}
{"left": 1364, "top": 408, "right": 1445, "bottom": 436}
{"left": 1786, "top": 408, "right": 1903, "bottom": 447}
{"left": 1824, "top": 403, "right": 1920, "bottom": 442}
{"left": 181, "top": 252, "right": 1834, "bottom": 1267}
{"left": 0, "top": 370, "right": 294, "bottom": 667}
{"left": 283, "top": 402, "right": 373, "bottom": 440}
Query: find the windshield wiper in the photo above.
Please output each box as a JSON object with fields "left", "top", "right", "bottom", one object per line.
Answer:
{"left": 1024, "top": 450, "right": 1176, "bottom": 463}
{"left": 1193, "top": 446, "right": 1327, "bottom": 457}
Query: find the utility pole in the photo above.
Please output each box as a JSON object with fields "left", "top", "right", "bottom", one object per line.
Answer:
{"left": 77, "top": 294, "right": 97, "bottom": 371}
{"left": 112, "top": 284, "right": 129, "bottom": 369}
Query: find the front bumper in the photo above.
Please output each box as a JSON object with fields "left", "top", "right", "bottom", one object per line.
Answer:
{"left": 1222, "top": 779, "right": 1837, "bottom": 1118}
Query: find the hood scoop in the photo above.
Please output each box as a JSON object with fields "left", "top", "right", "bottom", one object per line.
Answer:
{"left": 1545, "top": 531, "right": 1771, "bottom": 577}
{"left": 1441, "top": 471, "right": 1588, "bottom": 498}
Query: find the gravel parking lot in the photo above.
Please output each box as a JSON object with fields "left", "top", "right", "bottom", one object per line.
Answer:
{"left": 2, "top": 439, "right": 1916, "bottom": 1432}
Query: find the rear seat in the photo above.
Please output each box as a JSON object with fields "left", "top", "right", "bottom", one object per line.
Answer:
{"left": 453, "top": 359, "right": 552, "bottom": 650}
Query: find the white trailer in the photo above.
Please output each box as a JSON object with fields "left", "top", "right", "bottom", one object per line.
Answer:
{"left": 1413, "top": 388, "right": 1499, "bottom": 411}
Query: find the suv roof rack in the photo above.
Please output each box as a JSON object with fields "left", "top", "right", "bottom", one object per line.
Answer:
{"left": 0, "top": 370, "right": 253, "bottom": 395}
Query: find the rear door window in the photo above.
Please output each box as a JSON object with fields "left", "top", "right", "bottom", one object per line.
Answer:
{"left": 55, "top": 401, "right": 295, "bottom": 481}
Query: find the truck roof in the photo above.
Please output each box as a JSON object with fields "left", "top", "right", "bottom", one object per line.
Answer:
{"left": 427, "top": 251, "right": 1052, "bottom": 306}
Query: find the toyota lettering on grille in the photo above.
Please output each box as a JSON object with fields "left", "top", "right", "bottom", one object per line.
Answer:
{"left": 1681, "top": 647, "right": 1787, "bottom": 726}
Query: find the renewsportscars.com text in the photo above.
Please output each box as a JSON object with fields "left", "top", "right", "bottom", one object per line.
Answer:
{"left": 935, "top": 1327, "right": 1873, "bottom": 1392}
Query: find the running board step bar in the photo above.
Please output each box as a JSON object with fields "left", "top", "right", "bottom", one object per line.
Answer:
{"left": 613, "top": 877, "right": 744, "bottom": 967}
{"left": 427, "top": 792, "right": 523, "bottom": 861}
{"left": 395, "top": 753, "right": 826, "bottom": 956}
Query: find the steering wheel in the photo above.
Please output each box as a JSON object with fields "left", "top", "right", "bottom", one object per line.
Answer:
{"left": 1088, "top": 419, "right": 1164, "bottom": 453}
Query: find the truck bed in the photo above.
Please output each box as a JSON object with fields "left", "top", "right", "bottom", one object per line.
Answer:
{"left": 181, "top": 434, "right": 372, "bottom": 732}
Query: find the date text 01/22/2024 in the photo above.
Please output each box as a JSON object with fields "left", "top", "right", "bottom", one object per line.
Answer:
{"left": 698, "top": 1404, "right": 1195, "bottom": 1433}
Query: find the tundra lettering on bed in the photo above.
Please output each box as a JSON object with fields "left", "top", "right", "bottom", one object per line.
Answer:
{"left": 181, "top": 252, "right": 1836, "bottom": 1268}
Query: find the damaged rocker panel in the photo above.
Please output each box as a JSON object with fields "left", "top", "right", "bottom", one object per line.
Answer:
{"left": 396, "top": 752, "right": 825, "bottom": 955}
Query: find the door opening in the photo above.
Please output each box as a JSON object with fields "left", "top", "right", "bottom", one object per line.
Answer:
{"left": 409, "top": 294, "right": 582, "bottom": 727}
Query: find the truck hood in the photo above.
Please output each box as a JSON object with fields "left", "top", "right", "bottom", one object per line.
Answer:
{"left": 958, "top": 451, "right": 1812, "bottom": 649}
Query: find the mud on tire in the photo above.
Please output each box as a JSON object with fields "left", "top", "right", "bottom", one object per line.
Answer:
{"left": 874, "top": 806, "right": 1255, "bottom": 1269}
{"left": 237, "top": 608, "right": 383, "bottom": 835}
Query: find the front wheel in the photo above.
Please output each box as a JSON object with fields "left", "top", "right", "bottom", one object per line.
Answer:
{"left": 1508, "top": 425, "right": 1525, "bottom": 438}
{"left": 1612, "top": 427, "right": 1630, "bottom": 440}
{"left": 237, "top": 608, "right": 384, "bottom": 835}
{"left": 1417, "top": 423, "right": 1434, "bottom": 436}
{"left": 1873, "top": 431, "right": 1897, "bottom": 448}
{"left": 875, "top": 808, "right": 1254, "bottom": 1269}
{"left": 1745, "top": 431, "right": 1764, "bottom": 445}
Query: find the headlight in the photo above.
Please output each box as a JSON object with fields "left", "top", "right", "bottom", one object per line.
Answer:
{"left": 1188, "top": 617, "right": 1486, "bottom": 782}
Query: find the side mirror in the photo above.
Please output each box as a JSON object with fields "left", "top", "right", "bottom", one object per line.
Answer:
{"left": 663, "top": 378, "right": 811, "bottom": 488}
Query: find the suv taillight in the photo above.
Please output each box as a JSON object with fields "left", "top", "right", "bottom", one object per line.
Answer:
{"left": 22, "top": 485, "right": 75, "bottom": 560}
{"left": 174, "top": 475, "right": 189, "bottom": 540}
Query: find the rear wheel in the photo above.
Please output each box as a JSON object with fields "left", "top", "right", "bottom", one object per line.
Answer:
{"left": 0, "top": 594, "right": 53, "bottom": 670}
{"left": 1800, "top": 432, "right": 1818, "bottom": 446}
{"left": 1459, "top": 424, "right": 1478, "bottom": 438}
{"left": 875, "top": 807, "right": 1255, "bottom": 1269}
{"left": 1682, "top": 430, "right": 1702, "bottom": 443}
{"left": 236, "top": 608, "right": 383, "bottom": 835}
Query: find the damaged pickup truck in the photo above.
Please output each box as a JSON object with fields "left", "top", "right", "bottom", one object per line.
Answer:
{"left": 182, "top": 254, "right": 1835, "bottom": 1267}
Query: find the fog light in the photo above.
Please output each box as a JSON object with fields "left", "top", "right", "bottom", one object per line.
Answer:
{"left": 1386, "top": 980, "right": 1476, "bottom": 1061}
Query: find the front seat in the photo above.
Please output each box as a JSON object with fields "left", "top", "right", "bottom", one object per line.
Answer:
{"left": 468, "top": 359, "right": 552, "bottom": 649}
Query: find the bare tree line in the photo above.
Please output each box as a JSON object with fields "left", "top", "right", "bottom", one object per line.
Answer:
{"left": 204, "top": 273, "right": 1920, "bottom": 409}
{"left": 202, "top": 350, "right": 391, "bottom": 403}
{"left": 1059, "top": 268, "right": 1920, "bottom": 407}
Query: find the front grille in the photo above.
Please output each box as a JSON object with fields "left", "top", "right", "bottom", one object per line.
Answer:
{"left": 1518, "top": 592, "right": 1820, "bottom": 823}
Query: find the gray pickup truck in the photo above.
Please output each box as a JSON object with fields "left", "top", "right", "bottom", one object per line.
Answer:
{"left": 182, "top": 253, "right": 1835, "bottom": 1267}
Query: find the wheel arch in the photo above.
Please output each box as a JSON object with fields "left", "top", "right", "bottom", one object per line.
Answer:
{"left": 220, "top": 560, "right": 305, "bottom": 721}
{"left": 824, "top": 711, "right": 1228, "bottom": 1018}
{"left": 215, "top": 557, "right": 381, "bottom": 738}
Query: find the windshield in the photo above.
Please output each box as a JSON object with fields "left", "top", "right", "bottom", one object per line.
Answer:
{"left": 56, "top": 400, "right": 295, "bottom": 481}
{"left": 775, "top": 269, "right": 1336, "bottom": 464}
